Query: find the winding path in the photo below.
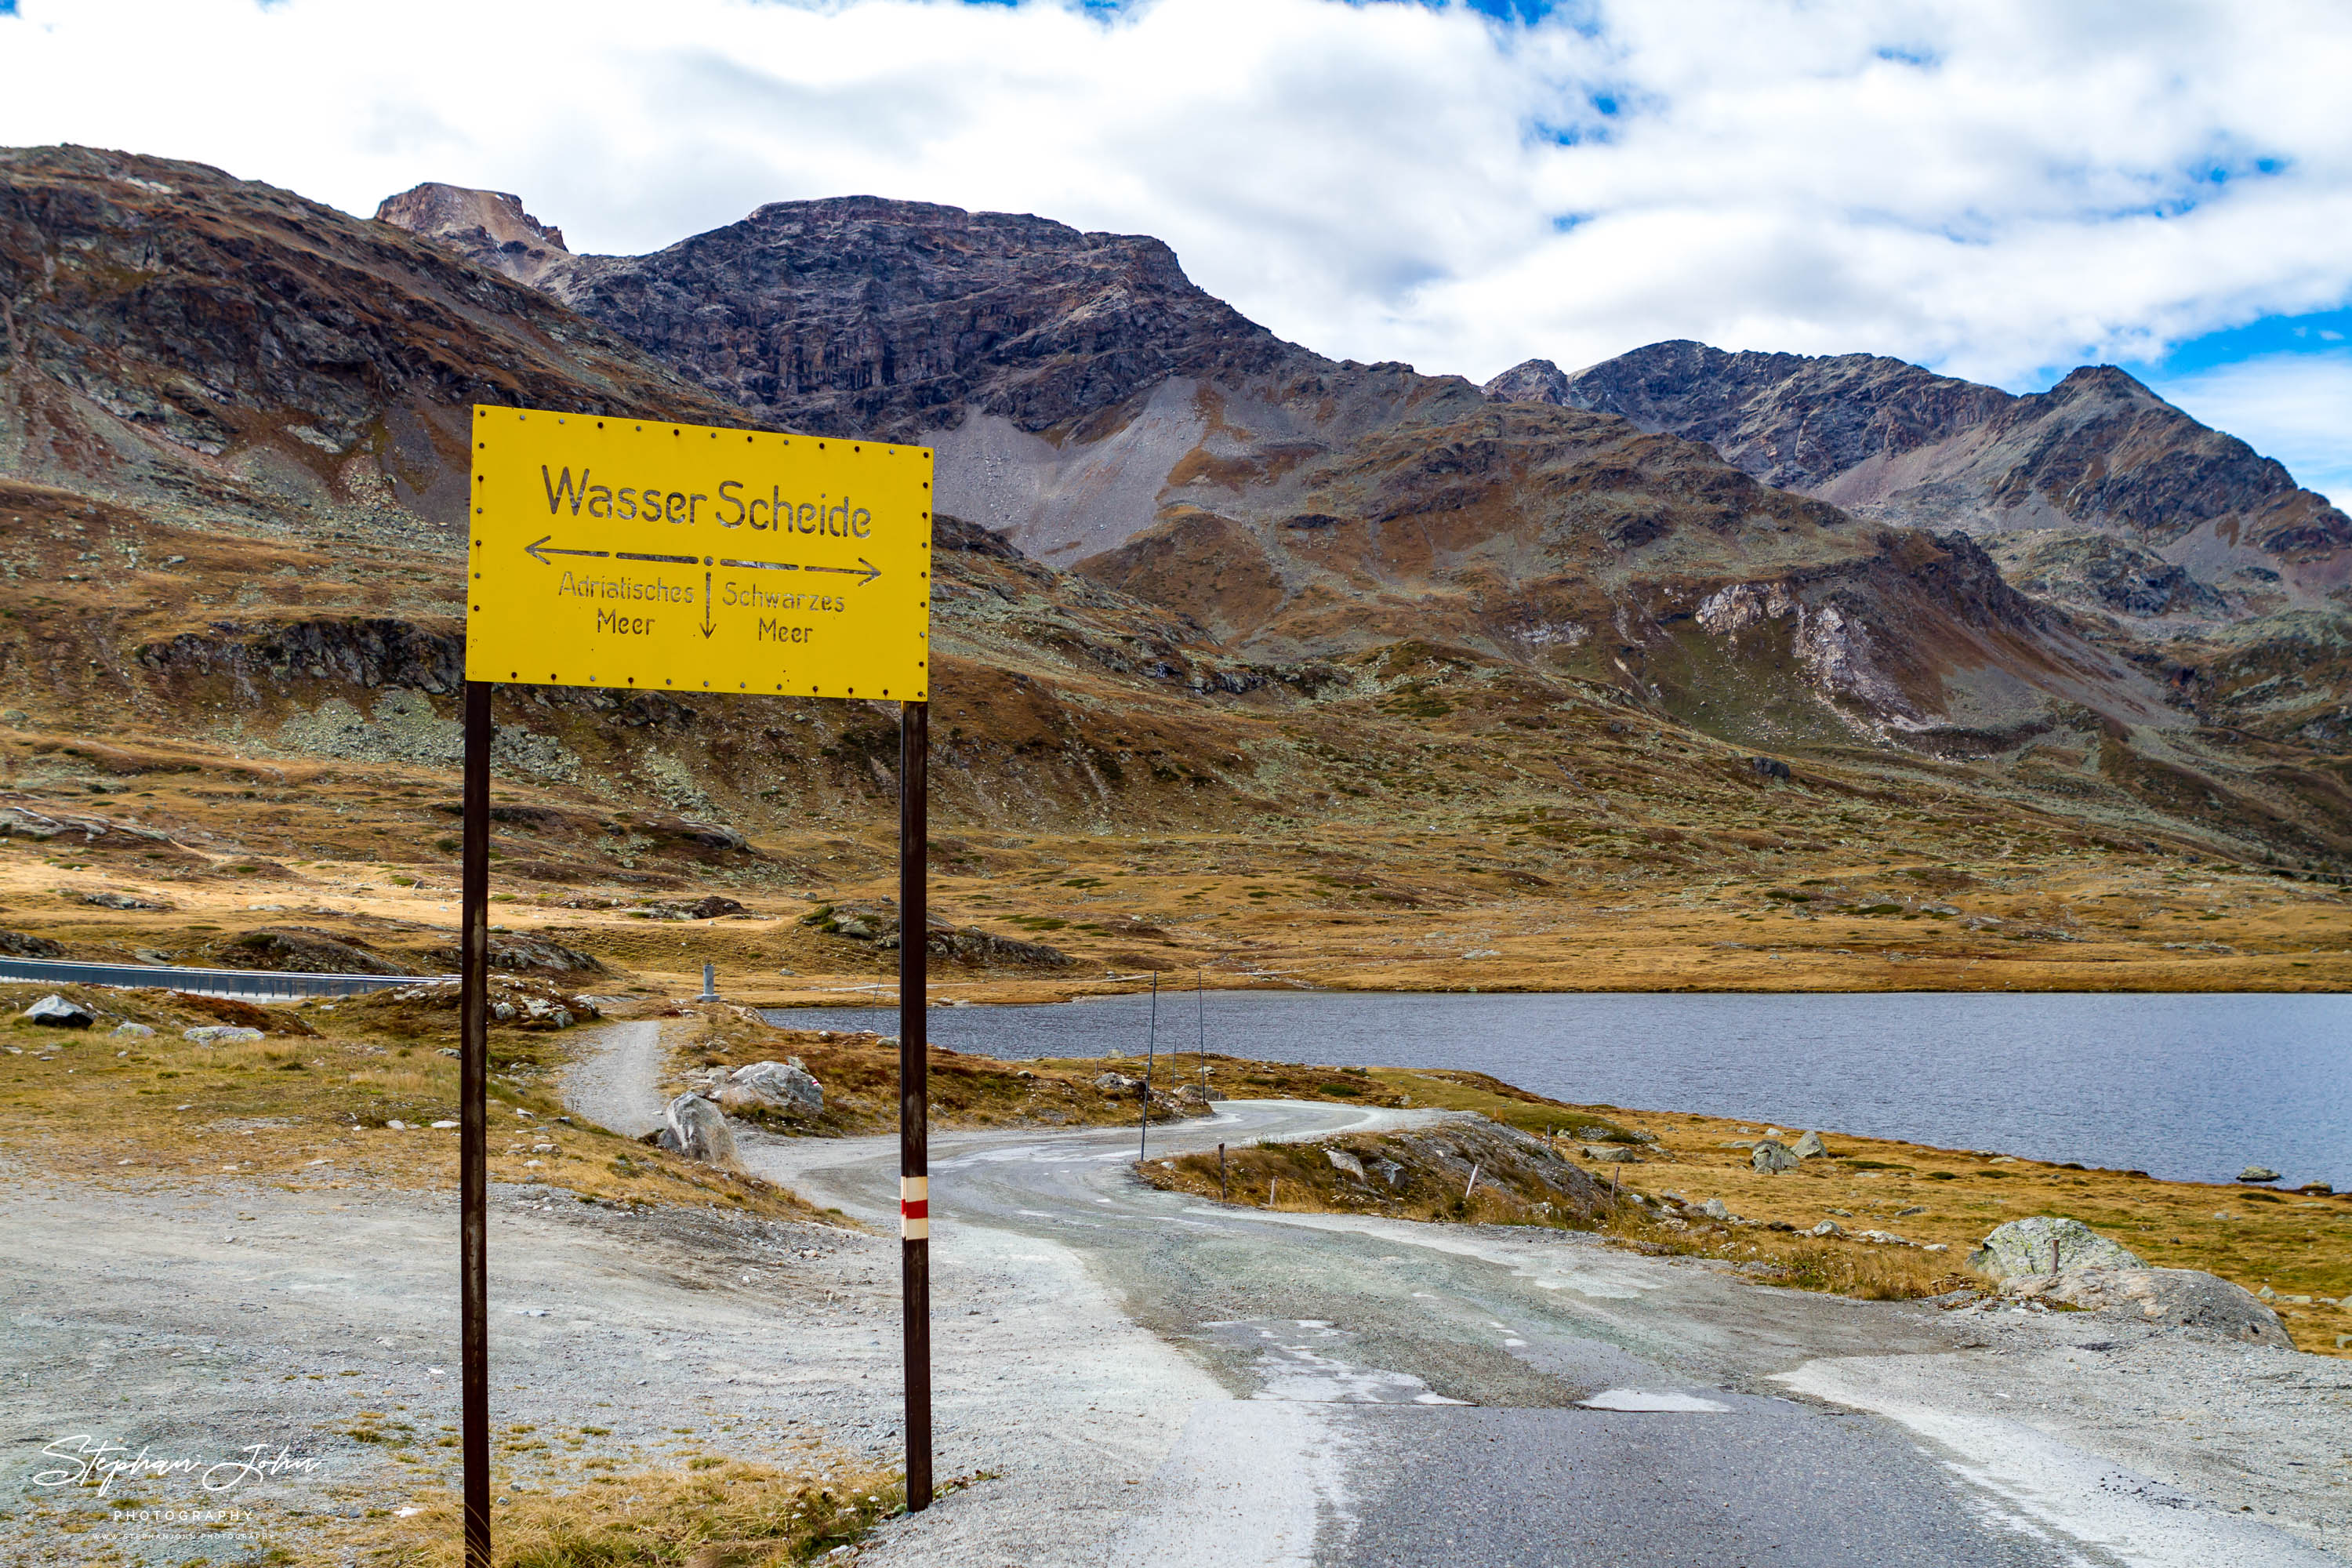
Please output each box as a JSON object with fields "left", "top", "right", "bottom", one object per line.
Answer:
{"left": 567, "top": 1023, "right": 2349, "bottom": 1568}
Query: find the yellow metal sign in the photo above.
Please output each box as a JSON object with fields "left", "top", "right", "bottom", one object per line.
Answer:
{"left": 464, "top": 405, "right": 932, "bottom": 699}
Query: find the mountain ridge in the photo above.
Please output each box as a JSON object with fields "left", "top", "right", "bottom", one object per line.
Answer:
{"left": 0, "top": 146, "right": 2339, "bottom": 901}
{"left": 1483, "top": 340, "right": 2352, "bottom": 623}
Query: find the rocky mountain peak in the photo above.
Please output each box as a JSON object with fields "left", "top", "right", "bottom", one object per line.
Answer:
{"left": 1512, "top": 339, "right": 2349, "bottom": 619}
{"left": 383, "top": 187, "right": 1305, "bottom": 441}
{"left": 1483, "top": 358, "right": 1572, "bottom": 405}
{"left": 375, "top": 181, "right": 571, "bottom": 285}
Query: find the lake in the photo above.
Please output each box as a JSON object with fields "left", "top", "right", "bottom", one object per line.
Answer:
{"left": 766, "top": 989, "right": 2352, "bottom": 1189}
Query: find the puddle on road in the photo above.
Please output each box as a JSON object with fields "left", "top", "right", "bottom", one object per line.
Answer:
{"left": 1577, "top": 1388, "right": 1732, "bottom": 1412}
{"left": 1204, "top": 1319, "right": 1470, "bottom": 1406}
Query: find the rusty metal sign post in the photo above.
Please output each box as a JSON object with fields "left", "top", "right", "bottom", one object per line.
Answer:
{"left": 461, "top": 405, "right": 936, "bottom": 1567}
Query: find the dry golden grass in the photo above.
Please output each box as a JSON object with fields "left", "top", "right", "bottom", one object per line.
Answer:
{"left": 1528, "top": 1097, "right": 2352, "bottom": 1350}
{"left": 336, "top": 1457, "right": 909, "bottom": 1568}
{"left": 1138, "top": 1130, "right": 1613, "bottom": 1229}
{"left": 2, "top": 721, "right": 2347, "bottom": 1010}
{"left": 0, "top": 985, "right": 820, "bottom": 1221}
{"left": 673, "top": 1010, "right": 1421, "bottom": 1135}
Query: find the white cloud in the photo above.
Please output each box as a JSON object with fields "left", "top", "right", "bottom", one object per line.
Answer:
{"left": 2149, "top": 354, "right": 2352, "bottom": 509}
{"left": 3, "top": 0, "right": 2351, "bottom": 449}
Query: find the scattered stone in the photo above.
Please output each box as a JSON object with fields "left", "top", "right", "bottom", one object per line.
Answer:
{"left": 1809, "top": 1220, "right": 1843, "bottom": 1237}
{"left": 717, "top": 1058, "right": 824, "bottom": 1115}
{"left": 1583, "top": 1144, "right": 1640, "bottom": 1163}
{"left": 1697, "top": 1198, "right": 1731, "bottom": 1221}
{"left": 2003, "top": 1267, "right": 2292, "bottom": 1346}
{"left": 1750, "top": 1139, "right": 1800, "bottom": 1174}
{"left": 0, "top": 930, "right": 66, "bottom": 958}
{"left": 1856, "top": 1229, "right": 1911, "bottom": 1246}
{"left": 2297, "top": 1181, "right": 2334, "bottom": 1196}
{"left": 1895, "top": 1205, "right": 1925, "bottom": 1216}
{"left": 183, "top": 1025, "right": 264, "bottom": 1044}
{"left": 1326, "top": 1149, "right": 1367, "bottom": 1180}
{"left": 1968, "top": 1215, "right": 2144, "bottom": 1279}
{"left": 111, "top": 1022, "right": 154, "bottom": 1038}
{"left": 1791, "top": 1131, "right": 1829, "bottom": 1160}
{"left": 643, "top": 896, "right": 748, "bottom": 920}
{"left": 1367, "top": 1157, "right": 1404, "bottom": 1187}
{"left": 658, "top": 1093, "right": 737, "bottom": 1165}
{"left": 20, "top": 994, "right": 93, "bottom": 1029}
{"left": 2238, "top": 1166, "right": 2281, "bottom": 1183}
{"left": 1094, "top": 1071, "right": 1143, "bottom": 1095}
{"left": 72, "top": 890, "right": 171, "bottom": 911}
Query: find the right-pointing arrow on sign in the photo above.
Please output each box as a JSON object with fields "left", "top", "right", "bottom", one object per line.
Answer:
{"left": 720, "top": 555, "right": 882, "bottom": 586}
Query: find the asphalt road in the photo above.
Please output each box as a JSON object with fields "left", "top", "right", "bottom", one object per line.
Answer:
{"left": 744, "top": 1102, "right": 2318, "bottom": 1568}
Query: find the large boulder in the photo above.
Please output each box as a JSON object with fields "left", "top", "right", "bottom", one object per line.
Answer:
{"left": 1750, "top": 1139, "right": 1800, "bottom": 1174}
{"left": 0, "top": 931, "right": 66, "bottom": 959}
{"left": 717, "top": 1058, "right": 823, "bottom": 1115}
{"left": 223, "top": 927, "right": 410, "bottom": 975}
{"left": 2002, "top": 1267, "right": 2292, "bottom": 1347}
{"left": 1968, "top": 1215, "right": 2143, "bottom": 1279}
{"left": 657, "top": 1093, "right": 738, "bottom": 1165}
{"left": 20, "top": 993, "right": 93, "bottom": 1028}
{"left": 1791, "top": 1131, "right": 1830, "bottom": 1160}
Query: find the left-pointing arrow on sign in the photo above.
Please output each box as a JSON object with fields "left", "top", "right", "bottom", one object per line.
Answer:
{"left": 524, "top": 535, "right": 609, "bottom": 565}
{"left": 524, "top": 536, "right": 703, "bottom": 567}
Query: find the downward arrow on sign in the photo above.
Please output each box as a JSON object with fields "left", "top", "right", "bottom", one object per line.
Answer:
{"left": 702, "top": 572, "right": 716, "bottom": 639}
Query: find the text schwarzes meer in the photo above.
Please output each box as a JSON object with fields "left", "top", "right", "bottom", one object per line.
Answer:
{"left": 543, "top": 466, "right": 873, "bottom": 535}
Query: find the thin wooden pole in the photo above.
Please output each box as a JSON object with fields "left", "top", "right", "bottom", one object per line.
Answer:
{"left": 898, "top": 700, "right": 932, "bottom": 1512}
{"left": 458, "top": 681, "right": 492, "bottom": 1568}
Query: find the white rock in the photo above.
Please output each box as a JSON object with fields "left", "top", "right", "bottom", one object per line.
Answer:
{"left": 111, "top": 1021, "right": 155, "bottom": 1038}
{"left": 1968, "top": 1215, "right": 2143, "bottom": 1279}
{"left": 2003, "top": 1266, "right": 2292, "bottom": 1346}
{"left": 183, "top": 1025, "right": 264, "bottom": 1044}
{"left": 1326, "top": 1149, "right": 1367, "bottom": 1179}
{"left": 722, "top": 1058, "right": 824, "bottom": 1114}
{"left": 662, "top": 1092, "right": 738, "bottom": 1166}
{"left": 22, "top": 994, "right": 93, "bottom": 1029}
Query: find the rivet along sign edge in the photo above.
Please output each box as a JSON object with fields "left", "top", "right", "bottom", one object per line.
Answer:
{"left": 465, "top": 405, "right": 933, "bottom": 699}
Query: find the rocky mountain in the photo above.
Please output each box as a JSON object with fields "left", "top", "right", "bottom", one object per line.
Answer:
{"left": 377, "top": 182, "right": 2193, "bottom": 757}
{"left": 1484, "top": 341, "right": 2352, "bottom": 623}
{"left": 376, "top": 183, "right": 1307, "bottom": 448}
{"left": 0, "top": 147, "right": 2341, "bottom": 882}
{"left": 0, "top": 148, "right": 753, "bottom": 539}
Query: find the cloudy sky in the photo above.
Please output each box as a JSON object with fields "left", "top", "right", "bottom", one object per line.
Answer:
{"left": 4, "top": 0, "right": 2347, "bottom": 502}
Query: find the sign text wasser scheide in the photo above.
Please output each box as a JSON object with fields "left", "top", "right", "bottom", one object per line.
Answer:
{"left": 465, "top": 405, "right": 933, "bottom": 698}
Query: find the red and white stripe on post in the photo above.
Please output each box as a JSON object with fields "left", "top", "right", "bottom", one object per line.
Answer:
{"left": 900, "top": 1176, "right": 930, "bottom": 1240}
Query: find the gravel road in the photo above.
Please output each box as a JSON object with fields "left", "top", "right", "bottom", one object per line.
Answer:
{"left": 2, "top": 1021, "right": 2342, "bottom": 1568}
